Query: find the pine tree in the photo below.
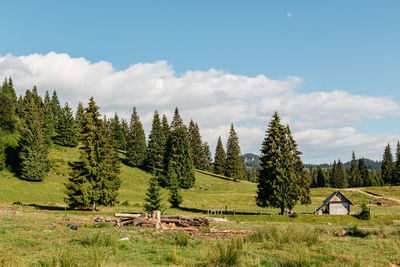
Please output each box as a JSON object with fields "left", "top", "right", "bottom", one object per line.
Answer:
{"left": 144, "top": 176, "right": 162, "bottom": 213}
{"left": 188, "top": 120, "right": 203, "bottom": 169}
{"left": 225, "top": 124, "right": 244, "bottom": 181}
{"left": 126, "top": 107, "right": 147, "bottom": 167}
{"left": 382, "top": 144, "right": 394, "bottom": 185}
{"left": 50, "top": 90, "right": 62, "bottom": 125}
{"left": 332, "top": 160, "right": 347, "bottom": 188}
{"left": 393, "top": 142, "right": 400, "bottom": 185}
{"left": 200, "top": 142, "right": 212, "bottom": 171}
{"left": 358, "top": 158, "right": 369, "bottom": 186}
{"left": 165, "top": 107, "right": 195, "bottom": 188}
{"left": 0, "top": 138, "right": 5, "bottom": 171}
{"left": 214, "top": 136, "right": 226, "bottom": 175}
{"left": 147, "top": 111, "right": 166, "bottom": 174}
{"left": 54, "top": 103, "right": 78, "bottom": 147}
{"left": 316, "top": 166, "right": 326, "bottom": 187}
{"left": 110, "top": 113, "right": 126, "bottom": 150}
{"left": 65, "top": 97, "right": 120, "bottom": 210}
{"left": 120, "top": 119, "right": 129, "bottom": 146}
{"left": 18, "top": 98, "right": 49, "bottom": 181}
{"left": 349, "top": 151, "right": 361, "bottom": 187}
{"left": 75, "top": 102, "right": 85, "bottom": 132}
{"left": 168, "top": 167, "right": 183, "bottom": 208}
{"left": 256, "top": 112, "right": 310, "bottom": 214}
{"left": 43, "top": 91, "right": 55, "bottom": 141}
{"left": 0, "top": 81, "right": 18, "bottom": 133}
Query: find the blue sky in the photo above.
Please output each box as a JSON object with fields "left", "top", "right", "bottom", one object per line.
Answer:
{"left": 0, "top": 1, "right": 399, "bottom": 163}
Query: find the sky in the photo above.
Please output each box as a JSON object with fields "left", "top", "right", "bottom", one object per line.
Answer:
{"left": 0, "top": 1, "right": 399, "bottom": 163}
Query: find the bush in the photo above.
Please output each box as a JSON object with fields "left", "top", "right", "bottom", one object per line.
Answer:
{"left": 289, "top": 212, "right": 298, "bottom": 218}
{"left": 174, "top": 231, "right": 189, "bottom": 247}
{"left": 211, "top": 238, "right": 244, "bottom": 266}
{"left": 358, "top": 203, "right": 371, "bottom": 220}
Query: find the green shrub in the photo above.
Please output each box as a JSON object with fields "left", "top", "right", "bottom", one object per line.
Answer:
{"left": 358, "top": 203, "right": 371, "bottom": 220}
{"left": 174, "top": 231, "right": 189, "bottom": 247}
{"left": 289, "top": 212, "right": 298, "bottom": 218}
{"left": 211, "top": 238, "right": 244, "bottom": 266}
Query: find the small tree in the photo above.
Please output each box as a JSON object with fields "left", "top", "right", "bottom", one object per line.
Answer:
{"left": 144, "top": 176, "right": 162, "bottom": 213}
{"left": 358, "top": 203, "right": 371, "bottom": 220}
{"left": 168, "top": 168, "right": 183, "bottom": 208}
{"left": 214, "top": 136, "right": 226, "bottom": 175}
{"left": 225, "top": 124, "right": 244, "bottom": 181}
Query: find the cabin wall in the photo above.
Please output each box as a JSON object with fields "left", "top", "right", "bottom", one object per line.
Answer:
{"left": 328, "top": 202, "right": 349, "bottom": 215}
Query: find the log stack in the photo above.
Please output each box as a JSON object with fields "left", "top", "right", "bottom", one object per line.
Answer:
{"left": 114, "top": 212, "right": 209, "bottom": 229}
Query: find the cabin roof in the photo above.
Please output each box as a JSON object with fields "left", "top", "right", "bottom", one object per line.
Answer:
{"left": 323, "top": 191, "right": 354, "bottom": 206}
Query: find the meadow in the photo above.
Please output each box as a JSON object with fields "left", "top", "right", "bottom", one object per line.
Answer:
{"left": 1, "top": 146, "right": 400, "bottom": 266}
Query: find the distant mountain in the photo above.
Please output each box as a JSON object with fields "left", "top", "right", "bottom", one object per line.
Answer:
{"left": 306, "top": 158, "right": 382, "bottom": 170}
{"left": 243, "top": 153, "right": 260, "bottom": 169}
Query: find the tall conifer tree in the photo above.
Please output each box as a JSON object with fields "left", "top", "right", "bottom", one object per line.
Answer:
{"left": 188, "top": 120, "right": 203, "bottom": 169}
{"left": 110, "top": 113, "right": 126, "bottom": 150}
{"left": 393, "top": 142, "right": 400, "bottom": 185}
{"left": 382, "top": 144, "right": 394, "bottom": 184}
{"left": 75, "top": 102, "right": 85, "bottom": 132}
{"left": 54, "top": 103, "right": 78, "bottom": 147}
{"left": 316, "top": 166, "right": 326, "bottom": 187}
{"left": 256, "top": 112, "right": 310, "bottom": 214}
{"left": 358, "top": 158, "right": 369, "bottom": 186}
{"left": 200, "top": 142, "right": 212, "bottom": 171}
{"left": 214, "top": 136, "right": 226, "bottom": 175}
{"left": 349, "top": 151, "right": 361, "bottom": 187}
{"left": 225, "top": 124, "right": 244, "bottom": 181}
{"left": 19, "top": 98, "right": 49, "bottom": 181}
{"left": 165, "top": 107, "right": 195, "bottom": 188}
{"left": 65, "top": 97, "right": 120, "bottom": 209}
{"left": 147, "top": 111, "right": 166, "bottom": 174}
{"left": 126, "top": 107, "right": 147, "bottom": 167}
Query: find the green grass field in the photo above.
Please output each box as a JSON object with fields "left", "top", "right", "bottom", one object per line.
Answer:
{"left": 1, "top": 146, "right": 400, "bottom": 266}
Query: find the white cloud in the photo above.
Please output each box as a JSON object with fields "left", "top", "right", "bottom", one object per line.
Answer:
{"left": 0, "top": 52, "right": 399, "bottom": 163}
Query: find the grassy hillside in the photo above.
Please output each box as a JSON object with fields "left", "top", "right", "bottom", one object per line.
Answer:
{"left": 1, "top": 145, "right": 400, "bottom": 216}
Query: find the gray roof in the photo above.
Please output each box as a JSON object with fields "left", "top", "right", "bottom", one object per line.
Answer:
{"left": 323, "top": 191, "right": 354, "bottom": 206}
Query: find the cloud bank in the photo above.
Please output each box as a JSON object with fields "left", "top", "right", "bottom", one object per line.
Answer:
{"left": 1, "top": 52, "right": 399, "bottom": 163}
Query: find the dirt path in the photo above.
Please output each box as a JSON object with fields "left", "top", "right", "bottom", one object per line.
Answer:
{"left": 343, "top": 188, "right": 400, "bottom": 205}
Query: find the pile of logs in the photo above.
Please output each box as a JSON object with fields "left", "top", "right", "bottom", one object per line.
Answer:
{"left": 114, "top": 211, "right": 209, "bottom": 229}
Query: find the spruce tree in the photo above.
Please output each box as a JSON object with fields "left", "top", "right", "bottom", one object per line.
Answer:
{"left": 50, "top": 90, "right": 62, "bottom": 125}
{"left": 214, "top": 136, "right": 226, "bottom": 175}
{"left": 393, "top": 142, "right": 400, "bottom": 185}
{"left": 65, "top": 97, "right": 120, "bottom": 210}
{"left": 120, "top": 119, "right": 129, "bottom": 146}
{"left": 0, "top": 83, "right": 17, "bottom": 133}
{"left": 110, "top": 113, "right": 126, "bottom": 150}
{"left": 316, "top": 166, "right": 326, "bottom": 187}
{"left": 147, "top": 111, "right": 166, "bottom": 174}
{"left": 165, "top": 107, "right": 195, "bottom": 188}
{"left": 168, "top": 167, "right": 183, "bottom": 208}
{"left": 349, "top": 151, "right": 361, "bottom": 187}
{"left": 358, "top": 158, "right": 369, "bottom": 186}
{"left": 144, "top": 176, "right": 162, "bottom": 213}
{"left": 225, "top": 124, "right": 244, "bottom": 181}
{"left": 75, "top": 101, "right": 85, "bottom": 132}
{"left": 331, "top": 160, "right": 347, "bottom": 188}
{"left": 54, "top": 103, "right": 78, "bottom": 147}
{"left": 126, "top": 107, "right": 147, "bottom": 167}
{"left": 256, "top": 112, "right": 310, "bottom": 214}
{"left": 188, "top": 120, "right": 203, "bottom": 169}
{"left": 0, "top": 138, "right": 5, "bottom": 171}
{"left": 382, "top": 144, "right": 394, "bottom": 184}
{"left": 19, "top": 98, "right": 49, "bottom": 181}
{"left": 43, "top": 91, "right": 55, "bottom": 141}
{"left": 200, "top": 142, "right": 212, "bottom": 171}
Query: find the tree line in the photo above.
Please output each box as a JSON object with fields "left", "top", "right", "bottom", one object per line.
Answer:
{"left": 0, "top": 77, "right": 247, "bottom": 210}
{"left": 309, "top": 143, "right": 400, "bottom": 189}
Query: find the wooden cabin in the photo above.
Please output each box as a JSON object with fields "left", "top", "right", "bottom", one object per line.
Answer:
{"left": 315, "top": 191, "right": 354, "bottom": 215}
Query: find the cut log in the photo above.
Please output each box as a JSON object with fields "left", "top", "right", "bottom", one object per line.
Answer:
{"left": 114, "top": 213, "right": 141, "bottom": 219}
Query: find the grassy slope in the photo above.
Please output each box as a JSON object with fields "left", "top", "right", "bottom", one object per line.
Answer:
{"left": 0, "top": 145, "right": 399, "bottom": 215}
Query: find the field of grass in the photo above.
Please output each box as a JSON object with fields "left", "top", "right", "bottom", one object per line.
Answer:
{"left": 1, "top": 145, "right": 400, "bottom": 266}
